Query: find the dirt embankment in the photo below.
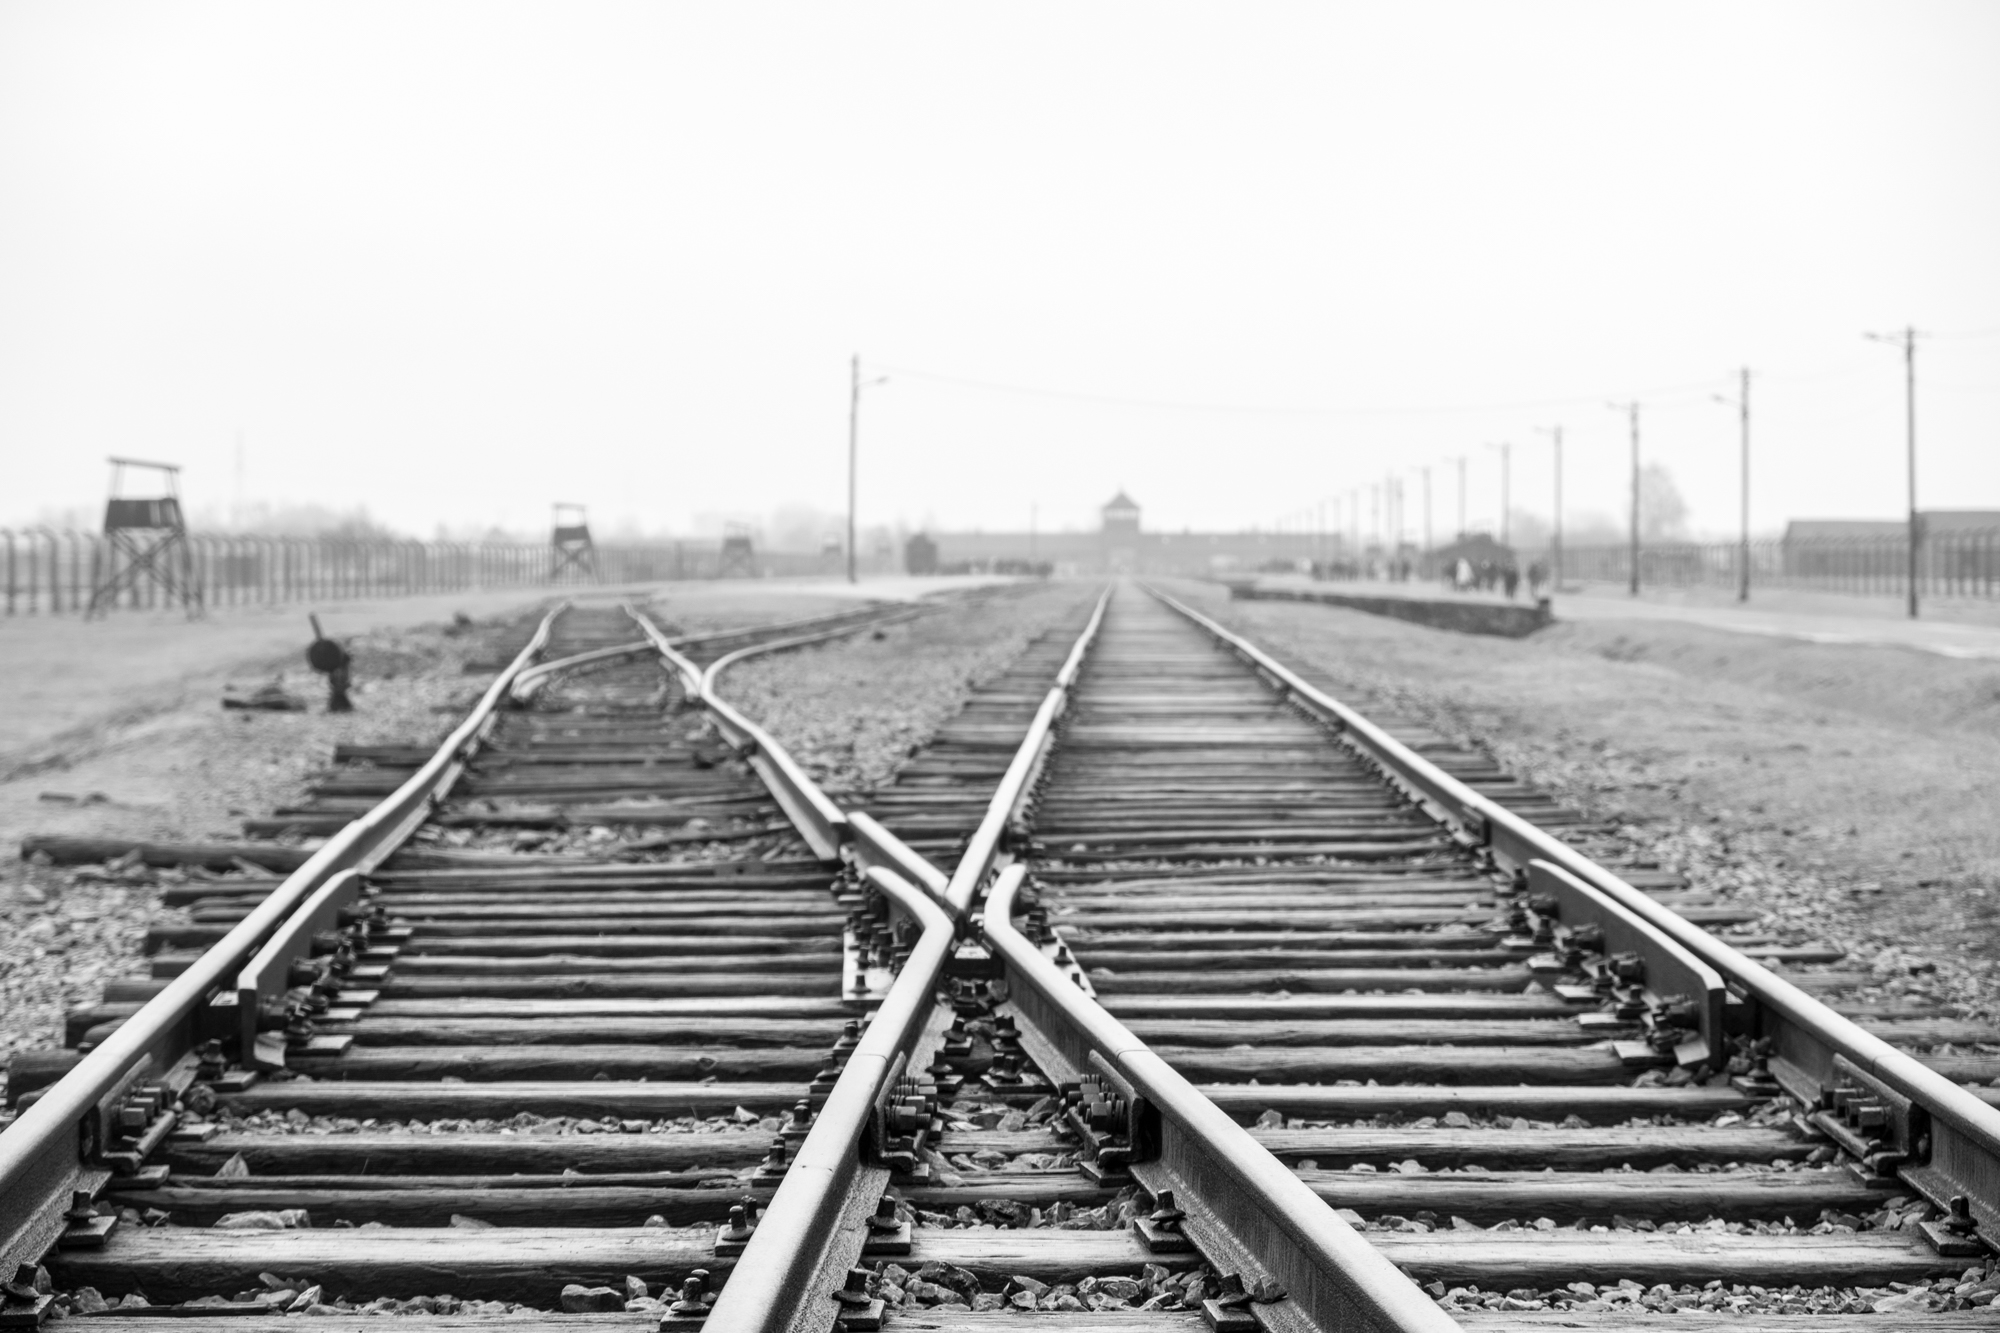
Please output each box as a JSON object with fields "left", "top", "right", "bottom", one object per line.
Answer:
{"left": 1168, "top": 579, "right": 2000, "bottom": 1018}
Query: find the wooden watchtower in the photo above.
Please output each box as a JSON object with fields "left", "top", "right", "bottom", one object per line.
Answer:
{"left": 551, "top": 503, "right": 599, "bottom": 582}
{"left": 86, "top": 457, "right": 201, "bottom": 618}
{"left": 718, "top": 522, "right": 757, "bottom": 577}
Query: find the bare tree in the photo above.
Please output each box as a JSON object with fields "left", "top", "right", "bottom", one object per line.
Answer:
{"left": 1640, "top": 463, "right": 1688, "bottom": 541}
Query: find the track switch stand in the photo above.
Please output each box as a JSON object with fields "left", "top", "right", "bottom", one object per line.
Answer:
{"left": 306, "top": 615, "right": 353, "bottom": 713}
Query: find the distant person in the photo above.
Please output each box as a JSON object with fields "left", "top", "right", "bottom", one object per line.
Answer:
{"left": 1503, "top": 564, "right": 1520, "bottom": 598}
{"left": 1454, "top": 558, "right": 1472, "bottom": 591}
{"left": 1527, "top": 559, "right": 1547, "bottom": 598}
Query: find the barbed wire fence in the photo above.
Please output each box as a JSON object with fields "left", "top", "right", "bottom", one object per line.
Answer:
{"left": 0, "top": 531, "right": 842, "bottom": 616}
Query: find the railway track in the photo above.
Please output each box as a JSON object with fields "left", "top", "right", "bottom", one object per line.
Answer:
{"left": 0, "top": 591, "right": 993, "bottom": 1324}
{"left": 718, "top": 582, "right": 2000, "bottom": 1329}
{"left": 3, "top": 580, "right": 1998, "bottom": 1330}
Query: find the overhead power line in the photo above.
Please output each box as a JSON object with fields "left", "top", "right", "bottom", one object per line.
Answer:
{"left": 867, "top": 362, "right": 1736, "bottom": 420}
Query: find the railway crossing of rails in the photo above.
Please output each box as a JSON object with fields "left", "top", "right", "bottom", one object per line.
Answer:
{"left": 3, "top": 581, "right": 1997, "bottom": 1331}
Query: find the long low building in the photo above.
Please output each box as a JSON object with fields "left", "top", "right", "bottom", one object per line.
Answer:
{"left": 923, "top": 492, "right": 1325, "bottom": 575}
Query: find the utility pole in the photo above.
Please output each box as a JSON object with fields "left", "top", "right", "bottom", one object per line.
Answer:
{"left": 1454, "top": 457, "right": 1467, "bottom": 539}
{"left": 1608, "top": 402, "right": 1640, "bottom": 595}
{"left": 1867, "top": 329, "right": 1923, "bottom": 618}
{"left": 1535, "top": 426, "right": 1564, "bottom": 592}
{"left": 846, "top": 355, "right": 887, "bottom": 585}
{"left": 1739, "top": 368, "right": 1751, "bottom": 604}
{"left": 847, "top": 355, "right": 860, "bottom": 584}
{"left": 1712, "top": 370, "right": 1752, "bottom": 602}
{"left": 1421, "top": 466, "right": 1432, "bottom": 557}
{"left": 1487, "top": 442, "right": 1512, "bottom": 545}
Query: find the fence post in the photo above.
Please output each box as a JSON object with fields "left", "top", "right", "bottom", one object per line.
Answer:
{"left": 36, "top": 529, "right": 58, "bottom": 614}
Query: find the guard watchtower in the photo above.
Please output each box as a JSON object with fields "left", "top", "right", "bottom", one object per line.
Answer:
{"left": 87, "top": 457, "right": 201, "bottom": 618}
{"left": 551, "top": 503, "right": 599, "bottom": 581}
{"left": 718, "top": 522, "right": 756, "bottom": 578}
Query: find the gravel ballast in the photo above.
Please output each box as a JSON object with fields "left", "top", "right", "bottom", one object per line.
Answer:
{"left": 717, "top": 583, "right": 1100, "bottom": 795}
{"left": 1171, "top": 578, "right": 2000, "bottom": 1021}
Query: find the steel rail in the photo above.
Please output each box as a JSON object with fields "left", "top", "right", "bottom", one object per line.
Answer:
{"left": 508, "top": 603, "right": 915, "bottom": 702}
{"left": 629, "top": 604, "right": 929, "bottom": 860}
{"left": 703, "top": 865, "right": 956, "bottom": 1333}
{"left": 712, "top": 583, "right": 1448, "bottom": 1333}
{"left": 627, "top": 596, "right": 942, "bottom": 879}
{"left": 509, "top": 639, "right": 656, "bottom": 701}
{"left": 845, "top": 811, "right": 948, "bottom": 901}
{"left": 614, "top": 601, "right": 959, "bottom": 1331}
{"left": 691, "top": 589, "right": 1109, "bottom": 1331}
{"left": 0, "top": 604, "right": 565, "bottom": 1277}
{"left": 2, "top": 598, "right": 944, "bottom": 1291}
{"left": 983, "top": 865, "right": 1461, "bottom": 1333}
{"left": 1149, "top": 581, "right": 2000, "bottom": 1244}
{"left": 937, "top": 585, "right": 1111, "bottom": 915}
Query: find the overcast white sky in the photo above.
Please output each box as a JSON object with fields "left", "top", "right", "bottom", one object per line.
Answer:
{"left": 2, "top": 3, "right": 1995, "bottom": 544}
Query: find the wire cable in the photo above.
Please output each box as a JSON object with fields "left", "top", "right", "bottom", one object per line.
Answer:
{"left": 868, "top": 362, "right": 1737, "bottom": 419}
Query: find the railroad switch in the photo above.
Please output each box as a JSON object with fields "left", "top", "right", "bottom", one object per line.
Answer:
{"left": 305, "top": 615, "right": 353, "bottom": 713}
{"left": 944, "top": 940, "right": 1006, "bottom": 980}
{"left": 101, "top": 1079, "right": 179, "bottom": 1176}
{"left": 1065, "top": 1064, "right": 1151, "bottom": 1182}
{"left": 1520, "top": 889, "right": 1713, "bottom": 1070}
{"left": 868, "top": 1072, "right": 939, "bottom": 1179}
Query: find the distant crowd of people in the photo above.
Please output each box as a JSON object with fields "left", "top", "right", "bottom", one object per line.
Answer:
{"left": 1305, "top": 553, "right": 1550, "bottom": 601}
{"left": 1446, "top": 558, "right": 1547, "bottom": 600}
{"left": 1308, "top": 557, "right": 1417, "bottom": 582}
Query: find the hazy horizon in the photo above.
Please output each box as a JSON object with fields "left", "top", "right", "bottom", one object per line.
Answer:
{"left": 3, "top": 4, "right": 1996, "bottom": 546}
